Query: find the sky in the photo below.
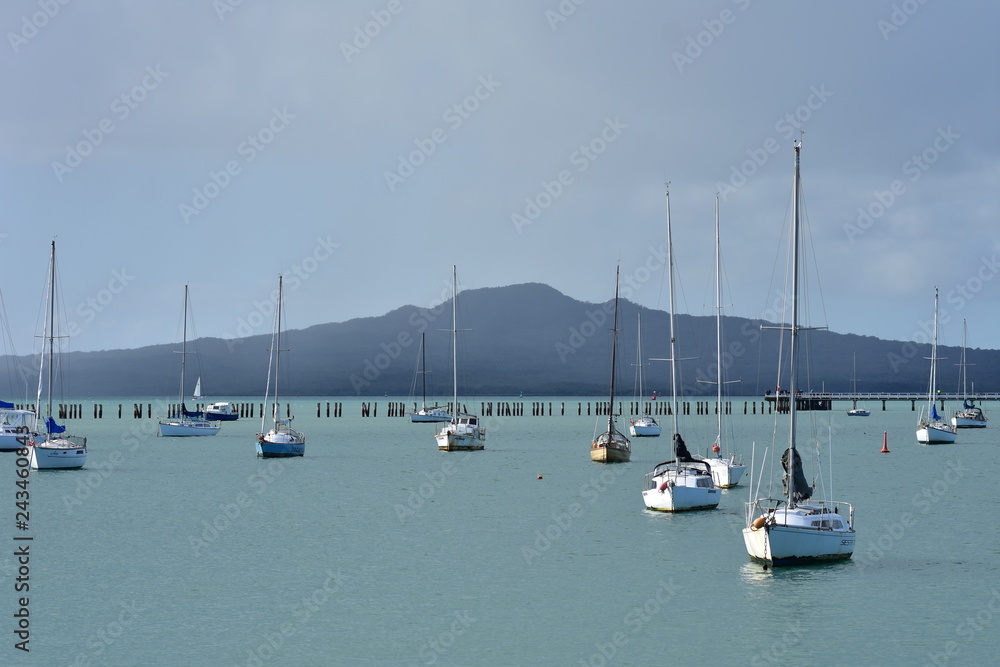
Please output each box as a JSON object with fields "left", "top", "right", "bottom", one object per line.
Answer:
{"left": 1, "top": 1, "right": 998, "bottom": 357}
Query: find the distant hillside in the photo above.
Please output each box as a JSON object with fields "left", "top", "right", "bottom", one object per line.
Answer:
{"left": 1, "top": 282, "right": 995, "bottom": 398}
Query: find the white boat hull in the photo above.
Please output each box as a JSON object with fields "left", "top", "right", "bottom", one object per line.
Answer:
{"left": 159, "top": 418, "right": 221, "bottom": 437}
{"left": 847, "top": 409, "right": 870, "bottom": 416}
{"left": 642, "top": 462, "right": 720, "bottom": 512}
{"left": 952, "top": 409, "right": 987, "bottom": 428}
{"left": 702, "top": 456, "right": 745, "bottom": 488}
{"left": 743, "top": 503, "right": 855, "bottom": 566}
{"left": 0, "top": 411, "right": 38, "bottom": 452}
{"left": 436, "top": 416, "right": 485, "bottom": 451}
{"left": 916, "top": 422, "right": 957, "bottom": 444}
{"left": 629, "top": 417, "right": 661, "bottom": 437}
{"left": 410, "top": 409, "right": 452, "bottom": 423}
{"left": 29, "top": 438, "right": 87, "bottom": 470}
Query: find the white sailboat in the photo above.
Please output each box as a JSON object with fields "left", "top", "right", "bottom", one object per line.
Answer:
{"left": 158, "top": 286, "right": 221, "bottom": 437}
{"left": 698, "top": 196, "right": 745, "bottom": 488}
{"left": 29, "top": 240, "right": 88, "bottom": 470}
{"left": 742, "top": 142, "right": 856, "bottom": 566}
{"left": 591, "top": 265, "right": 631, "bottom": 463}
{"left": 642, "top": 186, "right": 719, "bottom": 511}
{"left": 951, "top": 320, "right": 987, "bottom": 428}
{"left": 846, "top": 352, "right": 870, "bottom": 416}
{"left": 0, "top": 408, "right": 37, "bottom": 453}
{"left": 257, "top": 276, "right": 305, "bottom": 457}
{"left": 628, "top": 313, "right": 661, "bottom": 438}
{"left": 409, "top": 331, "right": 451, "bottom": 423}
{"left": 435, "top": 266, "right": 485, "bottom": 451}
{"left": 916, "top": 288, "right": 957, "bottom": 444}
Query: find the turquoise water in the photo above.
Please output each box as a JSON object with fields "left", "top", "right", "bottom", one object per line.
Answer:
{"left": 2, "top": 397, "right": 998, "bottom": 666}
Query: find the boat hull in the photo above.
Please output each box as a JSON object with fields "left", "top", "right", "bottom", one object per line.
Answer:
{"left": 0, "top": 411, "right": 38, "bottom": 451}
{"left": 743, "top": 502, "right": 855, "bottom": 566}
{"left": 158, "top": 419, "right": 221, "bottom": 437}
{"left": 952, "top": 410, "right": 986, "bottom": 428}
{"left": 702, "top": 457, "right": 745, "bottom": 488}
{"left": 256, "top": 429, "right": 305, "bottom": 457}
{"left": 591, "top": 429, "right": 630, "bottom": 463}
{"left": 436, "top": 416, "right": 485, "bottom": 451}
{"left": 847, "top": 409, "right": 870, "bottom": 417}
{"left": 642, "top": 485, "right": 720, "bottom": 512}
{"left": 642, "top": 462, "right": 720, "bottom": 511}
{"left": 435, "top": 432, "right": 484, "bottom": 451}
{"left": 629, "top": 418, "right": 661, "bottom": 438}
{"left": 205, "top": 412, "right": 239, "bottom": 422}
{"left": 916, "top": 423, "right": 957, "bottom": 444}
{"left": 410, "top": 410, "right": 452, "bottom": 423}
{"left": 29, "top": 438, "right": 87, "bottom": 470}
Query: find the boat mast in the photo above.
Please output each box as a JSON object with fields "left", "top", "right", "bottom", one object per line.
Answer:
{"left": 787, "top": 141, "right": 803, "bottom": 504}
{"left": 959, "top": 319, "right": 968, "bottom": 402}
{"left": 928, "top": 287, "right": 939, "bottom": 418}
{"left": 274, "top": 275, "right": 283, "bottom": 427}
{"left": 420, "top": 331, "right": 428, "bottom": 410}
{"left": 665, "top": 185, "right": 680, "bottom": 445}
{"left": 43, "top": 241, "right": 56, "bottom": 431}
{"left": 450, "top": 265, "right": 457, "bottom": 418}
{"left": 180, "top": 284, "right": 188, "bottom": 410}
{"left": 714, "top": 195, "right": 723, "bottom": 449}
{"left": 608, "top": 265, "right": 620, "bottom": 434}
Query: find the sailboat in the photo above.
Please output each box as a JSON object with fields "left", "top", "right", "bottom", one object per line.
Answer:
{"left": 698, "top": 196, "right": 746, "bottom": 488}
{"left": 951, "top": 320, "right": 987, "bottom": 428}
{"left": 435, "top": 266, "right": 485, "bottom": 451}
{"left": 256, "top": 276, "right": 305, "bottom": 457}
{"left": 0, "top": 405, "right": 37, "bottom": 453}
{"left": 409, "top": 331, "right": 451, "bottom": 423}
{"left": 642, "top": 186, "right": 719, "bottom": 511}
{"left": 28, "top": 240, "right": 88, "bottom": 470}
{"left": 591, "top": 265, "right": 631, "bottom": 462}
{"left": 742, "top": 141, "right": 856, "bottom": 566}
{"left": 846, "top": 352, "right": 870, "bottom": 416}
{"left": 628, "top": 313, "right": 661, "bottom": 438}
{"left": 916, "top": 288, "right": 957, "bottom": 444}
{"left": 157, "top": 286, "right": 221, "bottom": 437}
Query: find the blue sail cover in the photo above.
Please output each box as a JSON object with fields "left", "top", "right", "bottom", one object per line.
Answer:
{"left": 964, "top": 399, "right": 974, "bottom": 409}
{"left": 0, "top": 400, "right": 13, "bottom": 409}
{"left": 46, "top": 417, "right": 66, "bottom": 434}
{"left": 931, "top": 405, "right": 941, "bottom": 421}
{"left": 181, "top": 404, "right": 204, "bottom": 418}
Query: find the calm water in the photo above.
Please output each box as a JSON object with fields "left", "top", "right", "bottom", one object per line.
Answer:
{"left": 2, "top": 396, "right": 998, "bottom": 666}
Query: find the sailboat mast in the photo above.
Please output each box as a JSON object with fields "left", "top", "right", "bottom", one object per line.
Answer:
{"left": 929, "top": 287, "right": 938, "bottom": 416}
{"left": 451, "top": 265, "right": 457, "bottom": 418}
{"left": 274, "top": 275, "right": 283, "bottom": 426}
{"left": 788, "top": 141, "right": 802, "bottom": 475}
{"left": 714, "top": 195, "right": 723, "bottom": 447}
{"left": 960, "top": 319, "right": 967, "bottom": 401}
{"left": 608, "top": 265, "right": 620, "bottom": 434}
{"left": 180, "top": 284, "right": 188, "bottom": 407}
{"left": 420, "top": 331, "right": 428, "bottom": 410}
{"left": 46, "top": 240, "right": 56, "bottom": 427}
{"left": 665, "top": 185, "right": 680, "bottom": 440}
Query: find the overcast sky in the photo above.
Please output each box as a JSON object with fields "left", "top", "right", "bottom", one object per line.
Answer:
{"left": 2, "top": 1, "right": 997, "bottom": 358}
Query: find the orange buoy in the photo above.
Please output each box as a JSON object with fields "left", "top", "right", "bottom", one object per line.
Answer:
{"left": 881, "top": 431, "right": 890, "bottom": 454}
{"left": 751, "top": 516, "right": 767, "bottom": 531}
